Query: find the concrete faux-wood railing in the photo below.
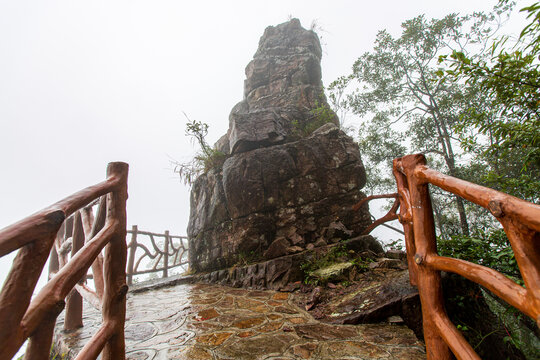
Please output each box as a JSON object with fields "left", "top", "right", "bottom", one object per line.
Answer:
{"left": 0, "top": 162, "right": 128, "bottom": 360}
{"left": 392, "top": 154, "right": 540, "bottom": 360}
{"left": 126, "top": 226, "right": 188, "bottom": 285}
{"left": 51, "top": 219, "right": 189, "bottom": 287}
{"left": 353, "top": 153, "right": 540, "bottom": 359}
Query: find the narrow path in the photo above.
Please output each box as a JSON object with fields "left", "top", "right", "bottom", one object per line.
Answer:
{"left": 54, "top": 282, "right": 425, "bottom": 359}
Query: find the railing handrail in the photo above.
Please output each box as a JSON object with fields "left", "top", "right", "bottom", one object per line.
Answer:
{"left": 65, "top": 225, "right": 189, "bottom": 286}
{"left": 414, "top": 164, "right": 540, "bottom": 232}
{"left": 54, "top": 225, "right": 189, "bottom": 286}
{"left": 0, "top": 162, "right": 128, "bottom": 360}
{"left": 126, "top": 226, "right": 188, "bottom": 284}
{"left": 126, "top": 228, "right": 187, "bottom": 239}
{"left": 393, "top": 154, "right": 540, "bottom": 360}
{"left": 0, "top": 175, "right": 124, "bottom": 259}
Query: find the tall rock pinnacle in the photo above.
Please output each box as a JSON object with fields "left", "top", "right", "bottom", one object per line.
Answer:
{"left": 187, "top": 19, "right": 373, "bottom": 285}
{"left": 221, "top": 18, "right": 339, "bottom": 155}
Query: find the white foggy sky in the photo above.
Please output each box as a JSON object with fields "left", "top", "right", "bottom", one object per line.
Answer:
{"left": 0, "top": 1, "right": 524, "bottom": 282}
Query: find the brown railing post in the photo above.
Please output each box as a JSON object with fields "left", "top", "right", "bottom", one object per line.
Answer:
{"left": 0, "top": 161, "right": 130, "bottom": 359}
{"left": 24, "top": 300, "right": 65, "bottom": 360}
{"left": 0, "top": 209, "right": 65, "bottom": 360}
{"left": 500, "top": 218, "right": 540, "bottom": 327}
{"left": 127, "top": 225, "right": 137, "bottom": 285}
{"left": 123, "top": 228, "right": 189, "bottom": 282}
{"left": 55, "top": 222, "right": 67, "bottom": 269}
{"left": 163, "top": 230, "right": 169, "bottom": 278}
{"left": 400, "top": 154, "right": 452, "bottom": 360}
{"left": 48, "top": 245, "right": 59, "bottom": 279}
{"left": 101, "top": 162, "right": 128, "bottom": 360}
{"left": 64, "top": 215, "right": 74, "bottom": 243}
{"left": 90, "top": 197, "right": 107, "bottom": 299}
{"left": 390, "top": 153, "right": 540, "bottom": 358}
{"left": 64, "top": 211, "right": 85, "bottom": 331}
{"left": 393, "top": 160, "right": 418, "bottom": 286}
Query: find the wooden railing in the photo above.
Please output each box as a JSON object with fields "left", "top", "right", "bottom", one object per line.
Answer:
{"left": 126, "top": 226, "right": 188, "bottom": 285}
{"left": 51, "top": 221, "right": 189, "bottom": 287}
{"left": 392, "top": 154, "right": 540, "bottom": 360}
{"left": 0, "top": 162, "right": 128, "bottom": 360}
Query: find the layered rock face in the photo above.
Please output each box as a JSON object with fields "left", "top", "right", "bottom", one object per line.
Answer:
{"left": 225, "top": 18, "right": 339, "bottom": 155}
{"left": 187, "top": 19, "right": 372, "bottom": 275}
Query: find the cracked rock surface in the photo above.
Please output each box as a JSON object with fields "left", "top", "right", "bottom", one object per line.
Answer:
{"left": 188, "top": 19, "right": 372, "bottom": 275}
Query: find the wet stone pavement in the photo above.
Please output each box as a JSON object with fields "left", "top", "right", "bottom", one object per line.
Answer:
{"left": 54, "top": 282, "right": 425, "bottom": 359}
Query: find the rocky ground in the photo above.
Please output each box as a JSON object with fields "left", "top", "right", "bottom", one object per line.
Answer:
{"left": 53, "top": 281, "right": 425, "bottom": 359}
{"left": 287, "top": 252, "right": 423, "bottom": 340}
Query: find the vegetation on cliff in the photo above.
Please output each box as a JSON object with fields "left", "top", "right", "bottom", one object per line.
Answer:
{"left": 329, "top": 1, "right": 539, "bottom": 357}
{"left": 173, "top": 116, "right": 228, "bottom": 186}
{"left": 329, "top": 0, "right": 538, "bottom": 271}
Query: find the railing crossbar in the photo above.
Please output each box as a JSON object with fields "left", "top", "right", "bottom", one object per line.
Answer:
{"left": 0, "top": 162, "right": 128, "bottom": 360}
{"left": 392, "top": 154, "right": 540, "bottom": 360}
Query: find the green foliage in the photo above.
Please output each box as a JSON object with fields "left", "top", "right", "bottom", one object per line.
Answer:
{"left": 50, "top": 351, "right": 67, "bottom": 360}
{"left": 196, "top": 148, "right": 228, "bottom": 173}
{"left": 235, "top": 250, "right": 260, "bottom": 267}
{"left": 173, "top": 115, "right": 229, "bottom": 186}
{"left": 291, "top": 100, "right": 336, "bottom": 138}
{"left": 384, "top": 239, "right": 404, "bottom": 251}
{"left": 331, "top": 1, "right": 538, "bottom": 242}
{"left": 439, "top": 1, "right": 540, "bottom": 203}
{"left": 328, "top": 10, "right": 509, "bottom": 236}
{"left": 328, "top": 3, "right": 539, "bottom": 357}
{"left": 442, "top": 273, "right": 536, "bottom": 359}
{"left": 437, "top": 228, "right": 521, "bottom": 281}
{"left": 482, "top": 289, "right": 540, "bottom": 359}
{"left": 301, "top": 245, "right": 348, "bottom": 285}
{"left": 300, "top": 245, "right": 373, "bottom": 285}
{"left": 350, "top": 256, "right": 372, "bottom": 271}
{"left": 301, "top": 245, "right": 347, "bottom": 273}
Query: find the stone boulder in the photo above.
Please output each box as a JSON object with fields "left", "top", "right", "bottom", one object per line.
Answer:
{"left": 324, "top": 271, "right": 420, "bottom": 331}
{"left": 187, "top": 19, "right": 372, "bottom": 276}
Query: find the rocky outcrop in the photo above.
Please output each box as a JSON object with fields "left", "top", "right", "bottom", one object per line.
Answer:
{"left": 187, "top": 19, "right": 372, "bottom": 276}
{"left": 193, "top": 236, "right": 384, "bottom": 290}
{"left": 224, "top": 18, "right": 338, "bottom": 155}
{"left": 324, "top": 270, "right": 420, "bottom": 328}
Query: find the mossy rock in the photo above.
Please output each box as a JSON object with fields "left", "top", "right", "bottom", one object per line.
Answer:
{"left": 311, "top": 261, "right": 355, "bottom": 283}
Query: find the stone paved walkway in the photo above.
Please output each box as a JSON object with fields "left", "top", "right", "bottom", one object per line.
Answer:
{"left": 54, "top": 282, "right": 426, "bottom": 359}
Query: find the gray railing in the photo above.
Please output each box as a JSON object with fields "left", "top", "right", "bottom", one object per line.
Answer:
{"left": 126, "top": 225, "right": 189, "bottom": 285}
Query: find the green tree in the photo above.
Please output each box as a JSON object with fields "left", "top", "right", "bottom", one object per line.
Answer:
{"left": 329, "top": 8, "right": 511, "bottom": 236}
{"left": 442, "top": 1, "right": 540, "bottom": 202}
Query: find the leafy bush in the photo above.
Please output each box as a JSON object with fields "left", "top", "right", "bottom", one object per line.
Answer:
{"left": 235, "top": 250, "right": 260, "bottom": 267}
{"left": 173, "top": 116, "right": 229, "bottom": 185}
{"left": 291, "top": 101, "right": 336, "bottom": 138}
{"left": 437, "top": 228, "right": 521, "bottom": 281}
{"left": 301, "top": 245, "right": 348, "bottom": 274}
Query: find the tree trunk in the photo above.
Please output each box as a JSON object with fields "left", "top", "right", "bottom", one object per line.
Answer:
{"left": 444, "top": 158, "right": 470, "bottom": 236}
{"left": 455, "top": 195, "right": 470, "bottom": 236}
{"left": 431, "top": 195, "right": 446, "bottom": 238}
{"left": 429, "top": 100, "right": 470, "bottom": 237}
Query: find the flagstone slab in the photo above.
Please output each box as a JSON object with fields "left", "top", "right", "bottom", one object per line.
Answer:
{"left": 52, "top": 282, "right": 425, "bottom": 359}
